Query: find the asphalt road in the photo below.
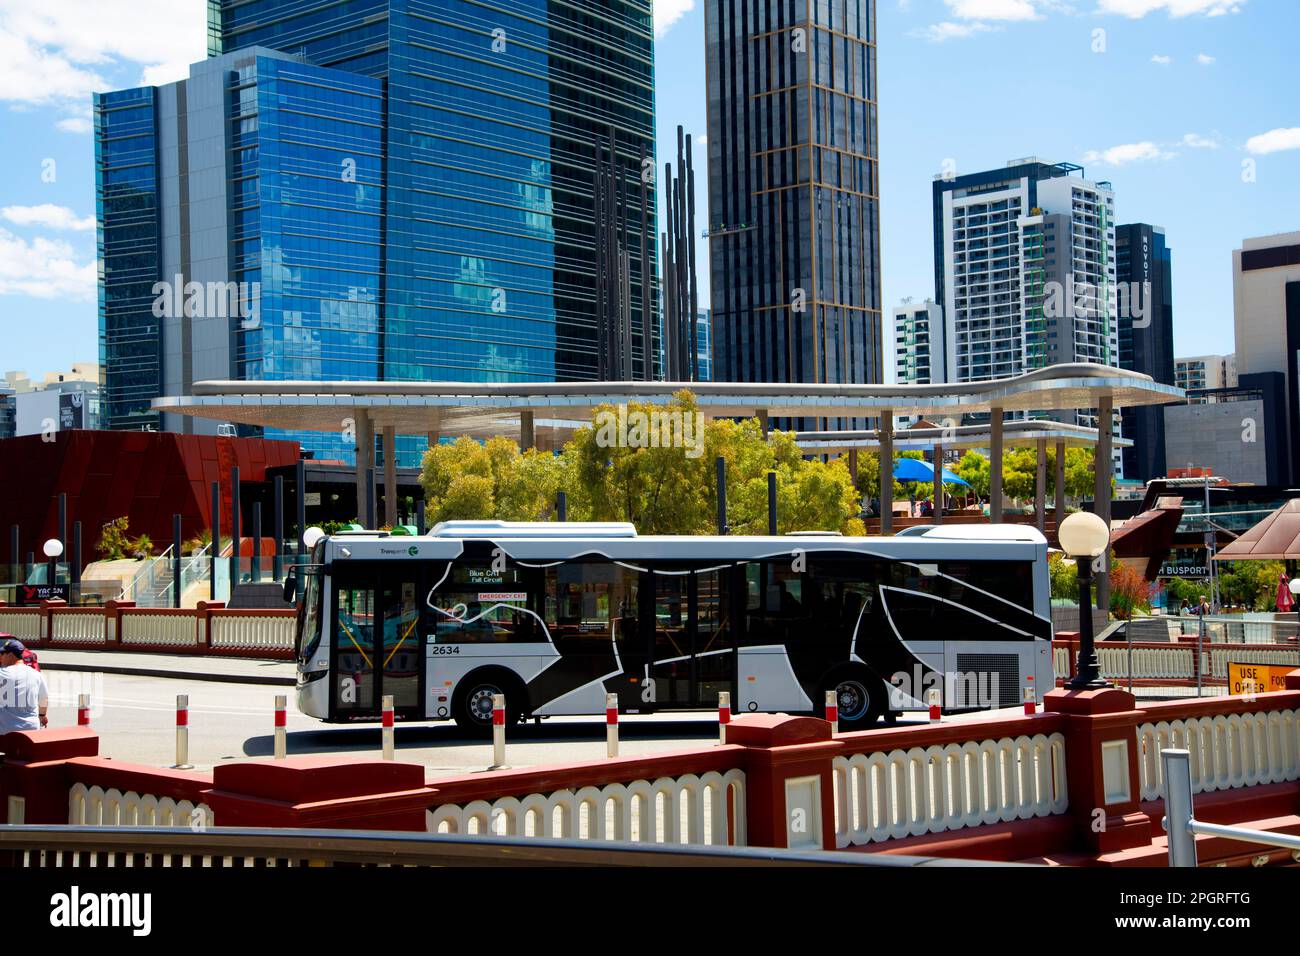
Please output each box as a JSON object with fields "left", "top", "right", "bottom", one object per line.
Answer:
{"left": 42, "top": 668, "right": 731, "bottom": 780}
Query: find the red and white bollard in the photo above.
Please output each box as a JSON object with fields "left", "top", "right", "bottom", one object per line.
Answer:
{"left": 717, "top": 691, "right": 731, "bottom": 745}
{"left": 1023, "top": 675, "right": 1037, "bottom": 716}
{"left": 274, "top": 694, "right": 287, "bottom": 759}
{"left": 381, "top": 694, "right": 395, "bottom": 760}
{"left": 489, "top": 693, "right": 508, "bottom": 770}
{"left": 172, "top": 694, "right": 193, "bottom": 769}
{"left": 606, "top": 692, "right": 619, "bottom": 758}
{"left": 824, "top": 689, "right": 839, "bottom": 735}
{"left": 77, "top": 692, "right": 90, "bottom": 727}
{"left": 927, "top": 688, "right": 942, "bottom": 722}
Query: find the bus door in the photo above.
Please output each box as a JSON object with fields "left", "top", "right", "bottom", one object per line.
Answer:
{"left": 330, "top": 563, "right": 425, "bottom": 720}
{"left": 378, "top": 570, "right": 424, "bottom": 719}
{"left": 332, "top": 565, "right": 377, "bottom": 719}
{"left": 649, "top": 567, "right": 736, "bottom": 708}
{"left": 693, "top": 567, "right": 737, "bottom": 707}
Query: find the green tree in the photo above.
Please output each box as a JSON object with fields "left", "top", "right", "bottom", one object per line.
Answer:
{"left": 1002, "top": 447, "right": 1038, "bottom": 502}
{"left": 96, "top": 517, "right": 133, "bottom": 561}
{"left": 420, "top": 392, "right": 863, "bottom": 536}
{"left": 1217, "top": 560, "right": 1286, "bottom": 610}
{"left": 954, "top": 451, "right": 990, "bottom": 499}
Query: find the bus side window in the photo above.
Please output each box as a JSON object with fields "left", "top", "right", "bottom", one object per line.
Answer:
{"left": 746, "top": 561, "right": 811, "bottom": 642}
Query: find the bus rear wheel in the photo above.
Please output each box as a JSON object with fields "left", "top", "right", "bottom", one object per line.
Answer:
{"left": 822, "top": 670, "right": 885, "bottom": 730}
{"left": 452, "top": 671, "right": 525, "bottom": 736}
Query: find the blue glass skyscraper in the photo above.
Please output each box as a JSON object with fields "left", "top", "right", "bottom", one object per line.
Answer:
{"left": 98, "top": 2, "right": 657, "bottom": 463}
{"left": 96, "top": 49, "right": 385, "bottom": 461}
{"left": 210, "top": 0, "right": 658, "bottom": 384}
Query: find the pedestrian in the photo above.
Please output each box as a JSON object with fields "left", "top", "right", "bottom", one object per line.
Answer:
{"left": 0, "top": 638, "right": 48, "bottom": 732}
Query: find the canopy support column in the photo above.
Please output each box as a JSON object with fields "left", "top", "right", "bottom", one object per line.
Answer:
{"left": 520, "top": 410, "right": 535, "bottom": 451}
{"left": 1095, "top": 397, "right": 1114, "bottom": 613}
{"left": 383, "top": 425, "right": 398, "bottom": 528}
{"left": 932, "top": 443, "right": 943, "bottom": 525}
{"left": 880, "top": 410, "right": 894, "bottom": 535}
{"left": 1055, "top": 440, "right": 1067, "bottom": 534}
{"left": 989, "top": 407, "right": 1004, "bottom": 523}
{"left": 1035, "top": 439, "right": 1047, "bottom": 533}
{"left": 355, "top": 412, "right": 374, "bottom": 528}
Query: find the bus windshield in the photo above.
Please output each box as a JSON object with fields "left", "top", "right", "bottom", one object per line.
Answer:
{"left": 296, "top": 566, "right": 324, "bottom": 662}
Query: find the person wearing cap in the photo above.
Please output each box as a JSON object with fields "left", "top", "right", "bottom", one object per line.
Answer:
{"left": 0, "top": 638, "right": 48, "bottom": 732}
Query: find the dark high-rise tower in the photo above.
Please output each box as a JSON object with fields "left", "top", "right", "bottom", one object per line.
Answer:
{"left": 704, "top": 0, "right": 881, "bottom": 390}
{"left": 1116, "top": 223, "right": 1174, "bottom": 481}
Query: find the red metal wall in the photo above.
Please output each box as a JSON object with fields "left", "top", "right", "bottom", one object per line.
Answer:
{"left": 0, "top": 430, "right": 300, "bottom": 559}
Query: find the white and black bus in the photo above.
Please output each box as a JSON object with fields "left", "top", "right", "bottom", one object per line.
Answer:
{"left": 290, "top": 520, "right": 1054, "bottom": 733}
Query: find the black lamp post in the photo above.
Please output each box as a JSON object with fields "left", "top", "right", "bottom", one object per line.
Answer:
{"left": 1060, "top": 510, "right": 1111, "bottom": 690}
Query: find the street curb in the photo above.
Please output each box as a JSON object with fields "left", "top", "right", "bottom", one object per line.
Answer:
{"left": 40, "top": 661, "right": 296, "bottom": 687}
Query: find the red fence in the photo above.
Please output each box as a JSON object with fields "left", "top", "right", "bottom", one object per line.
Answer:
{"left": 4, "top": 673, "right": 1298, "bottom": 866}
{"left": 0, "top": 600, "right": 295, "bottom": 660}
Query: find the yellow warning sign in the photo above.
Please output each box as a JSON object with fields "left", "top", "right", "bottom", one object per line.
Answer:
{"left": 1226, "top": 661, "right": 1293, "bottom": 697}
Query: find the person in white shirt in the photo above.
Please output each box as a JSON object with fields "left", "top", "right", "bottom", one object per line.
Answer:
{"left": 0, "top": 638, "right": 48, "bottom": 733}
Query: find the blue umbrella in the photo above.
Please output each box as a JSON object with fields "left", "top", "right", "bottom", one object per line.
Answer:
{"left": 891, "top": 458, "right": 970, "bottom": 487}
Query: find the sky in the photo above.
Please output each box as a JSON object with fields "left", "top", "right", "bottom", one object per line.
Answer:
{"left": 1, "top": 0, "right": 1296, "bottom": 383}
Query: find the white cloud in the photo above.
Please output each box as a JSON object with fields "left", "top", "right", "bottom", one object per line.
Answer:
{"left": 911, "top": 21, "right": 997, "bottom": 41}
{"left": 0, "top": 31, "right": 104, "bottom": 104}
{"left": 1096, "top": 0, "right": 1246, "bottom": 18}
{"left": 1082, "top": 141, "right": 1176, "bottom": 165}
{"left": 1181, "top": 132, "right": 1220, "bottom": 148}
{"left": 1245, "top": 128, "right": 1300, "bottom": 156}
{"left": 1196, "top": 52, "right": 1216, "bottom": 64}
{"left": 2, "top": 204, "right": 96, "bottom": 231}
{"left": 945, "top": 0, "right": 1041, "bottom": 19}
{"left": 0, "top": 226, "right": 96, "bottom": 300}
{"left": 0, "top": 0, "right": 205, "bottom": 111}
{"left": 55, "top": 116, "right": 92, "bottom": 133}
{"left": 655, "top": 0, "right": 695, "bottom": 37}
{"left": 1150, "top": 54, "right": 1172, "bottom": 65}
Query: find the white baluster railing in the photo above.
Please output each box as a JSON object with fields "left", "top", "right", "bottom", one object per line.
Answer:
{"left": 68, "top": 783, "right": 213, "bottom": 828}
{"left": 209, "top": 614, "right": 295, "bottom": 651}
{"left": 426, "top": 770, "right": 746, "bottom": 847}
{"left": 833, "top": 733, "right": 1068, "bottom": 848}
{"left": 1136, "top": 708, "right": 1300, "bottom": 801}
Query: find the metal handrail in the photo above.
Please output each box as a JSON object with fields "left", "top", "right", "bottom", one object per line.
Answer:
{"left": 0, "top": 825, "right": 1012, "bottom": 867}
{"left": 119, "top": 546, "right": 174, "bottom": 604}
{"left": 1160, "top": 749, "right": 1300, "bottom": 867}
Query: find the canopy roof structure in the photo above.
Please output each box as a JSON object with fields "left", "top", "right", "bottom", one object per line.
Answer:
{"left": 153, "top": 363, "right": 1181, "bottom": 439}
{"left": 1213, "top": 499, "right": 1300, "bottom": 561}
{"left": 795, "top": 419, "right": 1133, "bottom": 455}
{"left": 151, "top": 363, "right": 1180, "bottom": 537}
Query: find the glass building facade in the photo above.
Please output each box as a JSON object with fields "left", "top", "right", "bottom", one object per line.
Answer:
{"left": 236, "top": 56, "right": 386, "bottom": 461}
{"left": 99, "top": 2, "right": 656, "bottom": 464}
{"left": 95, "top": 87, "right": 163, "bottom": 431}
{"left": 1116, "top": 223, "right": 1174, "bottom": 482}
{"left": 95, "top": 51, "right": 385, "bottom": 462}
{"left": 209, "top": 0, "right": 658, "bottom": 389}
{"left": 705, "top": 0, "right": 882, "bottom": 393}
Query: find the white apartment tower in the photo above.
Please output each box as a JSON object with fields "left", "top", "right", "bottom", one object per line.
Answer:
{"left": 933, "top": 158, "right": 1119, "bottom": 433}
{"left": 892, "top": 300, "right": 945, "bottom": 386}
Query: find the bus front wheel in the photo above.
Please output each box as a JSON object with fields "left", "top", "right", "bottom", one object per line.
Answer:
{"left": 821, "top": 670, "right": 885, "bottom": 730}
{"left": 452, "top": 671, "right": 525, "bottom": 736}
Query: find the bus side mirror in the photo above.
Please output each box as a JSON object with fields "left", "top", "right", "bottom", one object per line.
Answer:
{"left": 283, "top": 572, "right": 297, "bottom": 604}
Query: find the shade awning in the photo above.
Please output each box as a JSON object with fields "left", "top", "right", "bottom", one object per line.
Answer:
{"left": 892, "top": 458, "right": 970, "bottom": 487}
{"left": 1212, "top": 498, "right": 1300, "bottom": 560}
